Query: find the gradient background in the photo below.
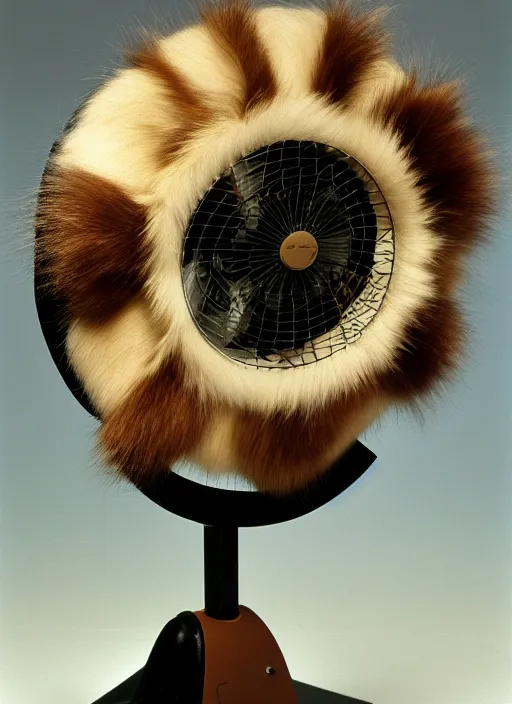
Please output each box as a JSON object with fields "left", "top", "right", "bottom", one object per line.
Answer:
{"left": 1, "top": 1, "right": 511, "bottom": 703}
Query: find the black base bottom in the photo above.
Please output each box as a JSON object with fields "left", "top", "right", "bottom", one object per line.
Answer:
{"left": 92, "top": 670, "right": 370, "bottom": 704}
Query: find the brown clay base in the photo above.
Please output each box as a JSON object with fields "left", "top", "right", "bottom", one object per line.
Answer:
{"left": 92, "top": 606, "right": 371, "bottom": 703}
{"left": 195, "top": 606, "right": 297, "bottom": 703}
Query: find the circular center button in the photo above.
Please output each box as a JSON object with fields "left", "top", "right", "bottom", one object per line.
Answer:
{"left": 279, "top": 231, "right": 318, "bottom": 270}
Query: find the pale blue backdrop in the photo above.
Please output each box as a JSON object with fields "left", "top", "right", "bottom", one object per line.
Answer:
{"left": 1, "top": 1, "right": 510, "bottom": 703}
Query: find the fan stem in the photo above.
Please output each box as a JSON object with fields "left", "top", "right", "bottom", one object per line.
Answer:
{"left": 204, "top": 524, "right": 240, "bottom": 620}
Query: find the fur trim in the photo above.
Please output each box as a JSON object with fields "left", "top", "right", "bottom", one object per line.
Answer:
{"left": 98, "top": 354, "right": 208, "bottom": 486}
{"left": 36, "top": 2, "right": 496, "bottom": 493}
{"left": 191, "top": 408, "right": 239, "bottom": 475}
{"left": 347, "top": 58, "right": 408, "bottom": 114}
{"left": 36, "top": 167, "right": 148, "bottom": 324}
{"left": 144, "top": 94, "right": 438, "bottom": 413}
{"left": 370, "top": 75, "right": 496, "bottom": 397}
{"left": 200, "top": 0, "right": 277, "bottom": 114}
{"left": 233, "top": 392, "right": 386, "bottom": 494}
{"left": 257, "top": 6, "right": 327, "bottom": 99}
{"left": 312, "top": 2, "right": 388, "bottom": 106}
{"left": 380, "top": 296, "right": 464, "bottom": 399}
{"left": 54, "top": 67, "right": 180, "bottom": 193}
{"left": 182, "top": 393, "right": 387, "bottom": 495}
{"left": 373, "top": 76, "right": 495, "bottom": 252}
{"left": 98, "top": 383, "right": 386, "bottom": 494}
{"left": 128, "top": 40, "right": 214, "bottom": 164}
{"left": 66, "top": 296, "right": 165, "bottom": 415}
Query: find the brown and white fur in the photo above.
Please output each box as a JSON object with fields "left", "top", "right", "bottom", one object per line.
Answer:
{"left": 36, "top": 1, "right": 495, "bottom": 494}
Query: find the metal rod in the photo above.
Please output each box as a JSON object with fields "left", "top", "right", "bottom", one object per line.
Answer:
{"left": 204, "top": 525, "right": 239, "bottom": 620}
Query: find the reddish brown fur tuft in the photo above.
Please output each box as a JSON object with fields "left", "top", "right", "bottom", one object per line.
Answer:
{"left": 128, "top": 40, "right": 214, "bottom": 164}
{"left": 98, "top": 356, "right": 208, "bottom": 486}
{"left": 374, "top": 76, "right": 496, "bottom": 251}
{"left": 201, "top": 0, "right": 277, "bottom": 114}
{"left": 128, "top": 41, "right": 204, "bottom": 114}
{"left": 36, "top": 167, "right": 149, "bottom": 325}
{"left": 234, "top": 391, "right": 378, "bottom": 494}
{"left": 312, "top": 2, "right": 388, "bottom": 105}
{"left": 380, "top": 296, "right": 465, "bottom": 401}
{"left": 370, "top": 76, "right": 497, "bottom": 403}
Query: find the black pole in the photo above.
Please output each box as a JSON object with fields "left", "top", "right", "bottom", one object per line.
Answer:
{"left": 204, "top": 525, "right": 239, "bottom": 620}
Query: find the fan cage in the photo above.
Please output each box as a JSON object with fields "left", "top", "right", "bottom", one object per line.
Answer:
{"left": 181, "top": 140, "right": 394, "bottom": 369}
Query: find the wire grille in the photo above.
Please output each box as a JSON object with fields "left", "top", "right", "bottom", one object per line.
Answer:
{"left": 182, "top": 140, "right": 394, "bottom": 368}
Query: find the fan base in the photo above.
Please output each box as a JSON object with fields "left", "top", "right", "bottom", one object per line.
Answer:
{"left": 91, "top": 601, "right": 371, "bottom": 704}
{"left": 92, "top": 670, "right": 371, "bottom": 704}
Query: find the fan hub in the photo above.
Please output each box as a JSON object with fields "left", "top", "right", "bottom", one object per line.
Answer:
{"left": 279, "top": 231, "right": 318, "bottom": 270}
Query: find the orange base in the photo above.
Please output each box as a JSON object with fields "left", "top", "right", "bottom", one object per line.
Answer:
{"left": 195, "top": 606, "right": 298, "bottom": 704}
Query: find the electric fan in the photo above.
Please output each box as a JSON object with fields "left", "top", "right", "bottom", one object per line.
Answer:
{"left": 33, "top": 2, "right": 496, "bottom": 701}
{"left": 35, "top": 0, "right": 494, "bottom": 495}
{"left": 35, "top": 1, "right": 493, "bottom": 495}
